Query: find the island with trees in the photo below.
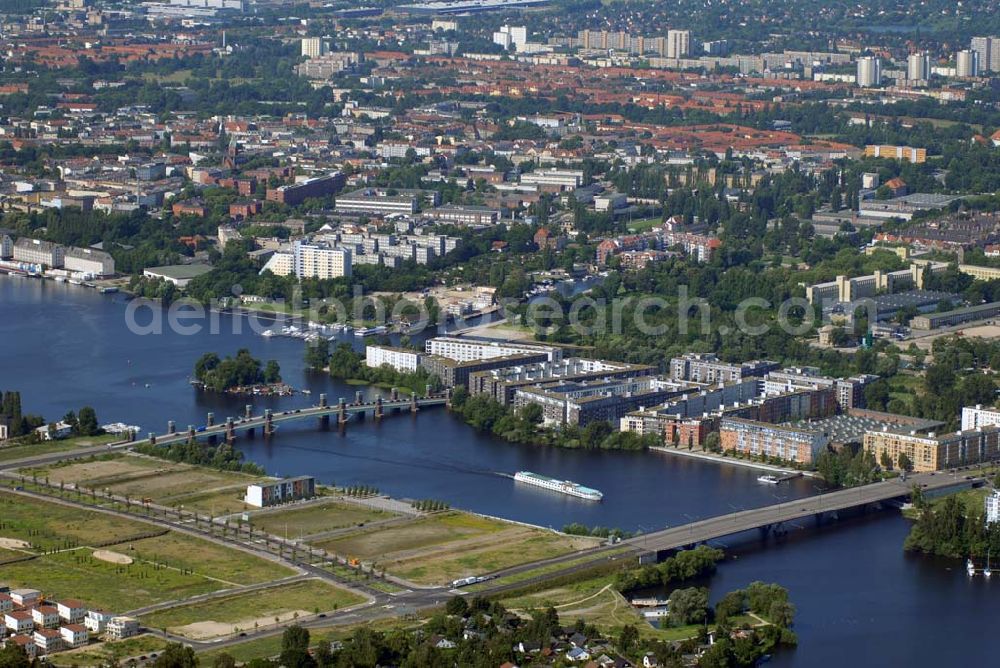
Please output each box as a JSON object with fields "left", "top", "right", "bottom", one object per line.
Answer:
{"left": 192, "top": 349, "right": 287, "bottom": 396}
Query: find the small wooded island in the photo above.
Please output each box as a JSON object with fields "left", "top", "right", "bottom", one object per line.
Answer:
{"left": 192, "top": 349, "right": 288, "bottom": 395}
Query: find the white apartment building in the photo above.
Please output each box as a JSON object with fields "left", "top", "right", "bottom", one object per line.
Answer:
{"left": 986, "top": 489, "right": 1000, "bottom": 524}
{"left": 293, "top": 242, "right": 352, "bottom": 280}
{"left": 857, "top": 56, "right": 882, "bottom": 87}
{"left": 260, "top": 250, "right": 294, "bottom": 277}
{"left": 962, "top": 405, "right": 1000, "bottom": 431}
{"left": 957, "top": 49, "right": 980, "bottom": 77}
{"left": 425, "top": 336, "right": 562, "bottom": 363}
{"left": 492, "top": 24, "right": 527, "bottom": 50}
{"left": 907, "top": 52, "right": 930, "bottom": 82}
{"left": 301, "top": 37, "right": 328, "bottom": 58}
{"left": 365, "top": 345, "right": 423, "bottom": 372}
{"left": 970, "top": 35, "right": 1000, "bottom": 72}
{"left": 666, "top": 29, "right": 690, "bottom": 59}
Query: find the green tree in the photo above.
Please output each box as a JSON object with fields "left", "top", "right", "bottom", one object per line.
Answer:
{"left": 667, "top": 587, "right": 709, "bottom": 626}
{"left": 617, "top": 624, "right": 639, "bottom": 657}
{"left": 263, "top": 360, "right": 282, "bottom": 384}
{"left": 212, "top": 654, "right": 236, "bottom": 668}
{"left": 445, "top": 595, "right": 469, "bottom": 617}
{"left": 77, "top": 406, "right": 100, "bottom": 436}
{"left": 0, "top": 642, "right": 31, "bottom": 668}
{"left": 152, "top": 643, "right": 198, "bottom": 668}
{"left": 280, "top": 625, "right": 315, "bottom": 668}
{"left": 304, "top": 338, "right": 330, "bottom": 370}
{"left": 282, "top": 625, "right": 310, "bottom": 653}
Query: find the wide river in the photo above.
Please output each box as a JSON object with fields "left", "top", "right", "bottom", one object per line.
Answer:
{"left": 3, "top": 277, "right": 998, "bottom": 665}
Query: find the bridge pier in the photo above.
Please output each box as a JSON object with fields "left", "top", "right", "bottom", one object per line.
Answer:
{"left": 245, "top": 404, "right": 253, "bottom": 420}
{"left": 206, "top": 412, "right": 215, "bottom": 428}
{"left": 167, "top": 421, "right": 176, "bottom": 435}
{"left": 410, "top": 392, "right": 418, "bottom": 413}
{"left": 319, "top": 414, "right": 330, "bottom": 429}
{"left": 355, "top": 390, "right": 363, "bottom": 405}
{"left": 225, "top": 418, "right": 235, "bottom": 444}
{"left": 445, "top": 387, "right": 452, "bottom": 409}
{"left": 425, "top": 384, "right": 432, "bottom": 398}
{"left": 148, "top": 432, "right": 156, "bottom": 445}
{"left": 338, "top": 397, "right": 347, "bottom": 428}
{"left": 319, "top": 393, "right": 327, "bottom": 408}
{"left": 390, "top": 387, "right": 399, "bottom": 401}
{"left": 263, "top": 410, "right": 275, "bottom": 437}
{"left": 375, "top": 396, "right": 383, "bottom": 420}
{"left": 187, "top": 425, "right": 196, "bottom": 444}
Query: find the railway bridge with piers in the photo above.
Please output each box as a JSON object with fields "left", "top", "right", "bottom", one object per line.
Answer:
{"left": 138, "top": 387, "right": 451, "bottom": 448}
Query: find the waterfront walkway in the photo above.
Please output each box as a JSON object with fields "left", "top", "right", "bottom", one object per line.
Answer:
{"left": 649, "top": 446, "right": 814, "bottom": 475}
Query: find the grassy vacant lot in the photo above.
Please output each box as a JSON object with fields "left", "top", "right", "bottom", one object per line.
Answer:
{"left": 249, "top": 500, "right": 396, "bottom": 539}
{"left": 0, "top": 491, "right": 293, "bottom": 610}
{"left": 50, "top": 635, "right": 169, "bottom": 667}
{"left": 141, "top": 579, "right": 366, "bottom": 639}
{"left": 0, "top": 489, "right": 155, "bottom": 550}
{"left": 0, "top": 434, "right": 118, "bottom": 464}
{"left": 314, "top": 512, "right": 597, "bottom": 586}
{"left": 23, "top": 454, "right": 259, "bottom": 515}
{"left": 125, "top": 533, "right": 293, "bottom": 586}
{"left": 502, "top": 575, "right": 652, "bottom": 638}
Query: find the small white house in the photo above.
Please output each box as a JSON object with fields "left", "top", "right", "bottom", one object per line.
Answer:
{"left": 34, "top": 422, "right": 73, "bottom": 441}
{"left": 105, "top": 617, "right": 138, "bottom": 640}
{"left": 84, "top": 610, "right": 114, "bottom": 635}
{"left": 56, "top": 600, "right": 87, "bottom": 625}
{"left": 4, "top": 611, "right": 34, "bottom": 634}
{"left": 59, "top": 624, "right": 89, "bottom": 649}
{"left": 30, "top": 606, "right": 59, "bottom": 629}
{"left": 32, "top": 628, "right": 62, "bottom": 654}
{"left": 9, "top": 589, "right": 40, "bottom": 607}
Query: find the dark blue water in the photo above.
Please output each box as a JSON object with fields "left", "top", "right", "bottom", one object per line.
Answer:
{"left": 5, "top": 276, "right": 1000, "bottom": 665}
